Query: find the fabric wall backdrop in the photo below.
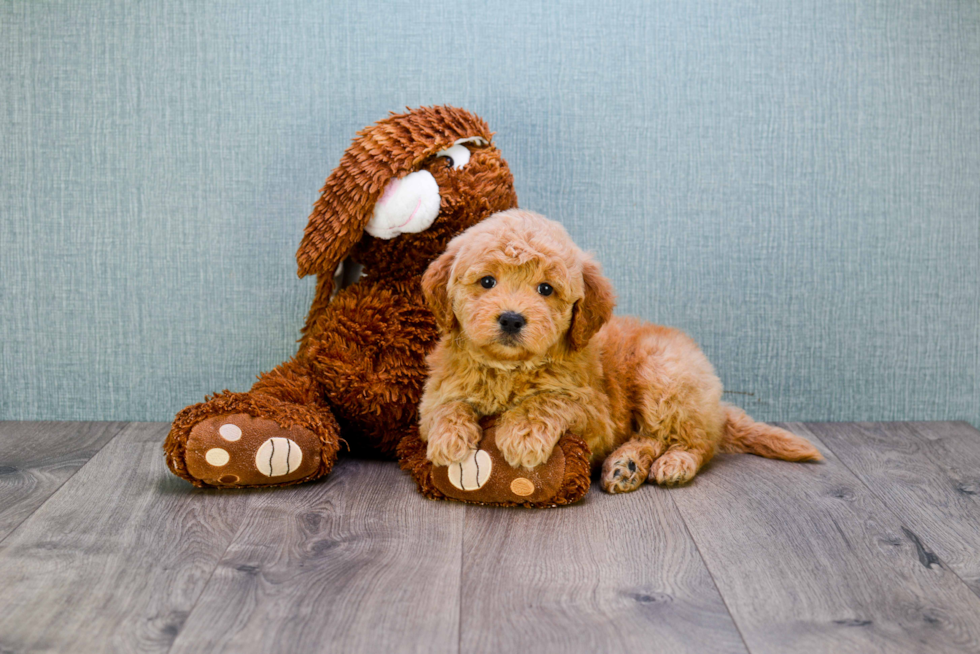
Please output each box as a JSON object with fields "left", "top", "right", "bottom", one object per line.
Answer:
{"left": 1, "top": 0, "right": 977, "bottom": 425}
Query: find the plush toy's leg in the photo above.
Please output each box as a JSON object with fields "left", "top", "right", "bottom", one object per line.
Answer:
{"left": 164, "top": 357, "right": 342, "bottom": 489}
{"left": 304, "top": 286, "right": 437, "bottom": 458}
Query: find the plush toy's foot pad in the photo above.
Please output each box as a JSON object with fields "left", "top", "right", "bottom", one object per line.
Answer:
{"left": 184, "top": 414, "right": 321, "bottom": 487}
{"left": 398, "top": 417, "right": 592, "bottom": 508}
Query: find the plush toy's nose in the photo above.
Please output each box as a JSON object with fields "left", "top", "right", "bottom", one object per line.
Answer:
{"left": 498, "top": 312, "right": 526, "bottom": 335}
{"left": 365, "top": 170, "right": 441, "bottom": 240}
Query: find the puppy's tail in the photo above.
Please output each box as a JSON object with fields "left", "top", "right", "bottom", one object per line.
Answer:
{"left": 720, "top": 405, "right": 822, "bottom": 462}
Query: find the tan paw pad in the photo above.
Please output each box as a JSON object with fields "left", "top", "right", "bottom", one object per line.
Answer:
{"left": 205, "top": 448, "right": 230, "bottom": 467}
{"left": 510, "top": 478, "right": 535, "bottom": 496}
{"left": 255, "top": 437, "right": 303, "bottom": 477}
{"left": 447, "top": 449, "right": 492, "bottom": 490}
{"left": 218, "top": 424, "right": 242, "bottom": 441}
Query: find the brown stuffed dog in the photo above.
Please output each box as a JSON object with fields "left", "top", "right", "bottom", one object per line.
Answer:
{"left": 164, "top": 106, "right": 518, "bottom": 488}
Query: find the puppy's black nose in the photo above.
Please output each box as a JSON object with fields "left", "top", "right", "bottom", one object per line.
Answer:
{"left": 498, "top": 312, "right": 526, "bottom": 335}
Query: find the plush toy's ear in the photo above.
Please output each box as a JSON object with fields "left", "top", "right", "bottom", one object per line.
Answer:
{"left": 296, "top": 105, "right": 496, "bottom": 293}
{"left": 295, "top": 169, "right": 375, "bottom": 289}
{"left": 295, "top": 116, "right": 403, "bottom": 284}
{"left": 567, "top": 257, "right": 616, "bottom": 351}
{"left": 422, "top": 246, "right": 459, "bottom": 333}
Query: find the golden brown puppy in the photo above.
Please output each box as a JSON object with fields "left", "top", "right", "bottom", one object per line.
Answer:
{"left": 418, "top": 209, "right": 821, "bottom": 493}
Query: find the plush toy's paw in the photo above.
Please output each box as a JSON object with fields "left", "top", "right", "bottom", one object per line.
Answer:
{"left": 494, "top": 415, "right": 561, "bottom": 469}
{"left": 165, "top": 392, "right": 342, "bottom": 489}
{"left": 181, "top": 414, "right": 322, "bottom": 487}
{"left": 398, "top": 416, "right": 592, "bottom": 508}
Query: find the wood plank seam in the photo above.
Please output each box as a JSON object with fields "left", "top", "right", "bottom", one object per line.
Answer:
{"left": 457, "top": 486, "right": 749, "bottom": 653}
{"left": 0, "top": 424, "right": 259, "bottom": 652}
{"left": 665, "top": 491, "right": 754, "bottom": 654}
{"left": 458, "top": 510, "right": 466, "bottom": 654}
{"left": 162, "top": 496, "right": 257, "bottom": 654}
{"left": 0, "top": 421, "right": 129, "bottom": 548}
{"left": 912, "top": 422, "right": 980, "bottom": 507}
{"left": 669, "top": 423, "right": 980, "bottom": 652}
{"left": 816, "top": 422, "right": 980, "bottom": 602}
{"left": 814, "top": 427, "right": 979, "bottom": 596}
{"left": 164, "top": 459, "right": 466, "bottom": 653}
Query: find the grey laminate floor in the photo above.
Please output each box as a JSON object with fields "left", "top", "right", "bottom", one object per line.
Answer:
{"left": 1, "top": 421, "right": 979, "bottom": 654}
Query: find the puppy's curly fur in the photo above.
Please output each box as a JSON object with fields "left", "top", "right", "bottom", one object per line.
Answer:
{"left": 419, "top": 209, "right": 822, "bottom": 493}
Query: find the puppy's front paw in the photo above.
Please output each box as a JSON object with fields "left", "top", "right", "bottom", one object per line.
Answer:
{"left": 425, "top": 421, "right": 481, "bottom": 467}
{"left": 495, "top": 417, "right": 561, "bottom": 469}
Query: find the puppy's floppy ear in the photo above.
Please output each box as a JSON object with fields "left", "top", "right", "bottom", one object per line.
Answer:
{"left": 422, "top": 246, "right": 459, "bottom": 334}
{"left": 567, "top": 257, "right": 616, "bottom": 351}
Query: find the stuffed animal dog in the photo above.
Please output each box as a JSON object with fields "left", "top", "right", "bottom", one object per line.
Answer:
{"left": 164, "top": 106, "right": 518, "bottom": 488}
{"left": 418, "top": 209, "right": 821, "bottom": 493}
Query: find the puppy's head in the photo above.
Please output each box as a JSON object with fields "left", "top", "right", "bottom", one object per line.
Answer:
{"left": 423, "top": 209, "right": 615, "bottom": 363}
{"left": 296, "top": 106, "right": 517, "bottom": 295}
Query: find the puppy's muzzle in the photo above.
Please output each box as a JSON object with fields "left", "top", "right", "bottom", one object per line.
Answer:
{"left": 497, "top": 311, "right": 526, "bottom": 336}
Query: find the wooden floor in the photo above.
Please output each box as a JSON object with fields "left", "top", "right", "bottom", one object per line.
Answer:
{"left": 1, "top": 422, "right": 979, "bottom": 653}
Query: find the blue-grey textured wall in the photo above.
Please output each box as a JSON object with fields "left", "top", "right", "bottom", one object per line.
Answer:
{"left": 1, "top": 0, "right": 977, "bottom": 425}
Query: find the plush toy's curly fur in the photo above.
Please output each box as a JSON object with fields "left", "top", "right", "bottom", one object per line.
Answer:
{"left": 419, "top": 209, "right": 822, "bottom": 493}
{"left": 164, "top": 106, "right": 518, "bottom": 488}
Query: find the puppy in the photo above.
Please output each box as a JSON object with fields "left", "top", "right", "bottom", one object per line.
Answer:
{"left": 418, "top": 209, "right": 821, "bottom": 493}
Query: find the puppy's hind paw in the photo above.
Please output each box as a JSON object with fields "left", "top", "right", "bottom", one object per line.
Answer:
{"left": 650, "top": 449, "right": 700, "bottom": 486}
{"left": 600, "top": 438, "right": 662, "bottom": 494}
{"left": 601, "top": 454, "right": 648, "bottom": 494}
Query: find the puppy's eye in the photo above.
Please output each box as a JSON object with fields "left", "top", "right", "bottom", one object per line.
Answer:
{"left": 479, "top": 276, "right": 496, "bottom": 289}
{"left": 537, "top": 282, "right": 554, "bottom": 296}
{"left": 436, "top": 144, "right": 472, "bottom": 170}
